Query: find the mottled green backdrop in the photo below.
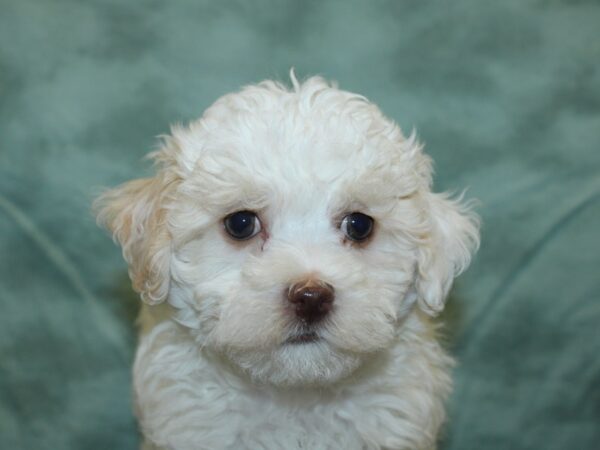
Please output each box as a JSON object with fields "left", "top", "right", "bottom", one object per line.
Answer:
{"left": 1, "top": 0, "right": 599, "bottom": 449}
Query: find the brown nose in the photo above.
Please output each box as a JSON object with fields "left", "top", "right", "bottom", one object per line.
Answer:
{"left": 287, "top": 280, "right": 335, "bottom": 324}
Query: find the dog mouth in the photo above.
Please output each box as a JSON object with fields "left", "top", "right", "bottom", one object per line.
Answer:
{"left": 285, "top": 331, "right": 320, "bottom": 345}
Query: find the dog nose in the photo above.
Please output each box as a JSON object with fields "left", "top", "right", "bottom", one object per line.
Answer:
{"left": 287, "top": 280, "right": 335, "bottom": 324}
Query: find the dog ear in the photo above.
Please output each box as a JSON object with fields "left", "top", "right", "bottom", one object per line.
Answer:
{"left": 416, "top": 192, "right": 480, "bottom": 315}
{"left": 94, "top": 172, "right": 176, "bottom": 305}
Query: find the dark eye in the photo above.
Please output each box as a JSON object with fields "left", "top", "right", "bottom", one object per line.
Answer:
{"left": 340, "top": 212, "right": 374, "bottom": 242}
{"left": 224, "top": 211, "right": 262, "bottom": 240}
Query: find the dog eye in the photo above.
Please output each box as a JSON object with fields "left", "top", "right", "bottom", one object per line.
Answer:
{"left": 340, "top": 212, "right": 374, "bottom": 242}
{"left": 224, "top": 211, "right": 262, "bottom": 240}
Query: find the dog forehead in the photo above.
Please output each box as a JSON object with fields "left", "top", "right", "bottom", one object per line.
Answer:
{"left": 188, "top": 127, "right": 393, "bottom": 213}
{"left": 174, "top": 80, "right": 428, "bottom": 216}
{"left": 189, "top": 79, "right": 405, "bottom": 172}
{"left": 207, "top": 109, "right": 375, "bottom": 172}
{"left": 205, "top": 110, "right": 401, "bottom": 180}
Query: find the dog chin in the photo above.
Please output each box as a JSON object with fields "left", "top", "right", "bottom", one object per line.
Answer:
{"left": 225, "top": 339, "right": 363, "bottom": 387}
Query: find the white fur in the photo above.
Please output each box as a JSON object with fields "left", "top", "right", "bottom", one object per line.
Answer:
{"left": 95, "top": 73, "right": 480, "bottom": 450}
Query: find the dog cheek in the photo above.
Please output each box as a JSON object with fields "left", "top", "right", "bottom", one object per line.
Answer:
{"left": 328, "top": 316, "right": 396, "bottom": 353}
{"left": 325, "top": 261, "right": 413, "bottom": 353}
{"left": 208, "top": 247, "right": 309, "bottom": 350}
{"left": 326, "top": 287, "right": 398, "bottom": 352}
{"left": 209, "top": 287, "right": 289, "bottom": 350}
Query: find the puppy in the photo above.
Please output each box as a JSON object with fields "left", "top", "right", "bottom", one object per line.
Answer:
{"left": 95, "top": 74, "right": 479, "bottom": 450}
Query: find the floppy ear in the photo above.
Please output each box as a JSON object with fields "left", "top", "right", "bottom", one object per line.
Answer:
{"left": 416, "top": 192, "right": 480, "bottom": 315}
{"left": 94, "top": 173, "right": 175, "bottom": 305}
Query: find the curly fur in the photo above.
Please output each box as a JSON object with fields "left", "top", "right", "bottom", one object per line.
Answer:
{"left": 95, "top": 73, "right": 480, "bottom": 450}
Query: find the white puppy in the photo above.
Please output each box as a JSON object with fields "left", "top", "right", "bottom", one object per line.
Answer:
{"left": 95, "top": 74, "right": 479, "bottom": 450}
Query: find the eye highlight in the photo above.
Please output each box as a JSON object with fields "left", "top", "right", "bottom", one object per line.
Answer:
{"left": 223, "top": 211, "right": 262, "bottom": 240}
{"left": 340, "top": 212, "right": 374, "bottom": 242}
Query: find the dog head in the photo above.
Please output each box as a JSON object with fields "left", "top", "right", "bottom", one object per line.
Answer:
{"left": 95, "top": 75, "right": 479, "bottom": 386}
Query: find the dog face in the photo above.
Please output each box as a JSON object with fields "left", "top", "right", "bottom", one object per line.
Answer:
{"left": 96, "top": 76, "right": 479, "bottom": 386}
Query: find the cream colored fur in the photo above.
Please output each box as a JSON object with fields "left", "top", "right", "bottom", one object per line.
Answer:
{"left": 95, "top": 74, "right": 480, "bottom": 450}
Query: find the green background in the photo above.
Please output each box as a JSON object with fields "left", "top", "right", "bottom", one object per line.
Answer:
{"left": 1, "top": 0, "right": 599, "bottom": 449}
